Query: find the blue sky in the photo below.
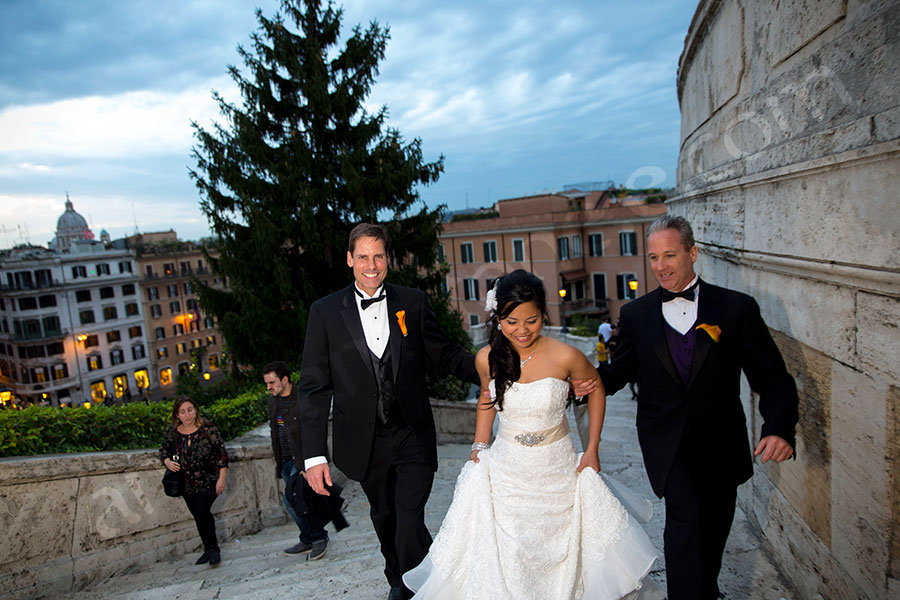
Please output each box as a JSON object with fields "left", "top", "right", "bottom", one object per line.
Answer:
{"left": 0, "top": 0, "right": 698, "bottom": 246}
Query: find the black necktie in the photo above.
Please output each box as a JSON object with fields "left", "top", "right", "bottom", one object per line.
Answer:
{"left": 357, "top": 290, "right": 386, "bottom": 310}
{"left": 660, "top": 281, "right": 698, "bottom": 303}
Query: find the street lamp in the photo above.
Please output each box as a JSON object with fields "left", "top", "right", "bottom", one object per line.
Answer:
{"left": 558, "top": 289, "right": 569, "bottom": 334}
{"left": 73, "top": 334, "right": 89, "bottom": 408}
{"left": 628, "top": 278, "right": 638, "bottom": 298}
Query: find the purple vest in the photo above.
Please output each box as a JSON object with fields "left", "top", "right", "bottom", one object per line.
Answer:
{"left": 664, "top": 320, "right": 697, "bottom": 384}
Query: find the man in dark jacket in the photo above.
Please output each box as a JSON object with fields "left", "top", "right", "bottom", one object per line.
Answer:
{"left": 595, "top": 215, "right": 799, "bottom": 600}
{"left": 264, "top": 361, "right": 331, "bottom": 560}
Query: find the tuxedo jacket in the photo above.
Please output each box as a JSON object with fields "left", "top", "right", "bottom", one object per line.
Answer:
{"left": 597, "top": 280, "right": 799, "bottom": 497}
{"left": 298, "top": 283, "right": 478, "bottom": 481}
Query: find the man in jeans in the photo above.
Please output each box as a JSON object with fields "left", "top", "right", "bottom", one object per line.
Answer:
{"left": 264, "top": 361, "right": 329, "bottom": 559}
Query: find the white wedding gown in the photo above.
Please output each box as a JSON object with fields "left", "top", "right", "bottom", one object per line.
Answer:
{"left": 403, "top": 377, "right": 663, "bottom": 600}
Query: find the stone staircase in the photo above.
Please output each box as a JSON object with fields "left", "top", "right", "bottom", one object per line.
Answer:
{"left": 57, "top": 391, "right": 796, "bottom": 600}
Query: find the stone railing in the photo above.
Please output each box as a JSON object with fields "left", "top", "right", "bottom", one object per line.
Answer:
{"left": 0, "top": 401, "right": 476, "bottom": 600}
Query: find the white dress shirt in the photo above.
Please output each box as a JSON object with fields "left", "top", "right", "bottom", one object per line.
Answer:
{"left": 661, "top": 275, "right": 699, "bottom": 335}
{"left": 355, "top": 283, "right": 389, "bottom": 358}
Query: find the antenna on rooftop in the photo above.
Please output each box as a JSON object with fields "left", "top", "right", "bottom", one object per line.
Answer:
{"left": 0, "top": 224, "right": 10, "bottom": 248}
{"left": 132, "top": 201, "right": 140, "bottom": 235}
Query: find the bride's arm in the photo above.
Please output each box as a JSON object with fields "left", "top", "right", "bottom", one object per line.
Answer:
{"left": 568, "top": 346, "right": 605, "bottom": 473}
{"left": 471, "top": 348, "right": 496, "bottom": 463}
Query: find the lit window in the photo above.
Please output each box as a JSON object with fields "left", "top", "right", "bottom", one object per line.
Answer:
{"left": 88, "top": 355, "right": 103, "bottom": 371}
{"left": 208, "top": 354, "right": 219, "bottom": 370}
{"left": 113, "top": 374, "right": 128, "bottom": 399}
{"left": 134, "top": 369, "right": 149, "bottom": 389}
{"left": 52, "top": 363, "right": 69, "bottom": 380}
{"left": 176, "top": 342, "right": 187, "bottom": 354}
{"left": 90, "top": 381, "right": 107, "bottom": 403}
{"left": 159, "top": 367, "right": 173, "bottom": 386}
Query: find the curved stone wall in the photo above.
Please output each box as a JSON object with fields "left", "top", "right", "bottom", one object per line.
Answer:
{"left": 673, "top": 1, "right": 899, "bottom": 598}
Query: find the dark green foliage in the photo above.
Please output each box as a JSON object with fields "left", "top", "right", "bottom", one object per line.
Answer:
{"left": 569, "top": 314, "right": 601, "bottom": 339}
{"left": 189, "top": 0, "right": 465, "bottom": 378}
{"left": 450, "top": 211, "right": 499, "bottom": 222}
{"left": 0, "top": 386, "right": 267, "bottom": 458}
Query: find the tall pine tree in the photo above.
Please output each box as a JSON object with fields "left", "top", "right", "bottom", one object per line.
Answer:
{"left": 190, "top": 0, "right": 470, "bottom": 393}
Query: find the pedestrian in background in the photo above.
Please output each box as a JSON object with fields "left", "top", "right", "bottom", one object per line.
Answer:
{"left": 160, "top": 397, "right": 228, "bottom": 566}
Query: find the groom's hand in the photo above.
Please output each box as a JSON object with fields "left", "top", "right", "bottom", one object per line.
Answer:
{"left": 755, "top": 435, "right": 794, "bottom": 463}
{"left": 306, "top": 463, "right": 333, "bottom": 496}
{"left": 571, "top": 377, "right": 598, "bottom": 398}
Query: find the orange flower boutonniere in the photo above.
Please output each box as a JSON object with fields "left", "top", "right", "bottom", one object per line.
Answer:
{"left": 396, "top": 310, "right": 408, "bottom": 336}
{"left": 696, "top": 323, "right": 721, "bottom": 342}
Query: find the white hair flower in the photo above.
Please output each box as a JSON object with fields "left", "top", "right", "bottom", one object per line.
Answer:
{"left": 484, "top": 286, "right": 498, "bottom": 315}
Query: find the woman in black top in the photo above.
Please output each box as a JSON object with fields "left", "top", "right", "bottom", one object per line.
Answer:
{"left": 160, "top": 397, "right": 228, "bottom": 565}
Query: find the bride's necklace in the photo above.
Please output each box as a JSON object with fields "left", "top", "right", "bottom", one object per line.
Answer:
{"left": 519, "top": 340, "right": 540, "bottom": 368}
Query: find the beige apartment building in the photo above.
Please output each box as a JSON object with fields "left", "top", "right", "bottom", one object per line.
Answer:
{"left": 127, "top": 232, "right": 224, "bottom": 400}
{"left": 439, "top": 189, "right": 667, "bottom": 331}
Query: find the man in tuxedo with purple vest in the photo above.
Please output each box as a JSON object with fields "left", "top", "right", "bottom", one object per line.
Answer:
{"left": 595, "top": 215, "right": 798, "bottom": 600}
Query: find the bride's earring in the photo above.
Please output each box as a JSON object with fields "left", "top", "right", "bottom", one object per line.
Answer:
{"left": 497, "top": 323, "right": 502, "bottom": 331}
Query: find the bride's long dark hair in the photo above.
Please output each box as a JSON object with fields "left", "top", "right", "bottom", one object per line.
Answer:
{"left": 487, "top": 269, "right": 548, "bottom": 411}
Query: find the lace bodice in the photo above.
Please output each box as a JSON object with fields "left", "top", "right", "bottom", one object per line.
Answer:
{"left": 490, "top": 377, "right": 570, "bottom": 432}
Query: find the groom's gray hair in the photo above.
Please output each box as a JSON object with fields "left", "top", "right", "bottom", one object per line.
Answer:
{"left": 647, "top": 215, "right": 695, "bottom": 251}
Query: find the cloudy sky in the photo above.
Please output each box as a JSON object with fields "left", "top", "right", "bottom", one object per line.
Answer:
{"left": 0, "top": 0, "right": 698, "bottom": 246}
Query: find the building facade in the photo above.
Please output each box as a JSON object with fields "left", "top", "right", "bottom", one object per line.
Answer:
{"left": 128, "top": 232, "right": 224, "bottom": 400}
{"left": 674, "top": 1, "right": 899, "bottom": 597}
{"left": 0, "top": 203, "right": 229, "bottom": 408}
{"left": 0, "top": 241, "right": 150, "bottom": 407}
{"left": 439, "top": 189, "right": 667, "bottom": 331}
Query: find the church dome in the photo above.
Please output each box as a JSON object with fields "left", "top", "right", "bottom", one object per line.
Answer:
{"left": 57, "top": 199, "right": 88, "bottom": 233}
{"left": 53, "top": 195, "right": 92, "bottom": 251}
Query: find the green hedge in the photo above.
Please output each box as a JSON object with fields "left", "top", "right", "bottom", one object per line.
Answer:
{"left": 0, "top": 384, "right": 268, "bottom": 458}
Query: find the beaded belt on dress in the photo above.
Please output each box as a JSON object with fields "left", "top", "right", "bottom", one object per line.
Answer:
{"left": 497, "top": 419, "right": 570, "bottom": 447}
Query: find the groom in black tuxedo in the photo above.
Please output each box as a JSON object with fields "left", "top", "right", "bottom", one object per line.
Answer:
{"left": 595, "top": 215, "right": 798, "bottom": 600}
{"left": 299, "top": 223, "right": 477, "bottom": 600}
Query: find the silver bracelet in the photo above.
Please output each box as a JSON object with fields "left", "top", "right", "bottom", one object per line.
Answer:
{"left": 471, "top": 441, "right": 490, "bottom": 452}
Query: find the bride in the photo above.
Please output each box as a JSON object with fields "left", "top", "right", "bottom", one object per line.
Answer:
{"left": 403, "top": 269, "right": 662, "bottom": 599}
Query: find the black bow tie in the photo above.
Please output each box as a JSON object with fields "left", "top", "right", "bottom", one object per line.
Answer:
{"left": 660, "top": 281, "right": 698, "bottom": 303}
{"left": 357, "top": 290, "right": 386, "bottom": 310}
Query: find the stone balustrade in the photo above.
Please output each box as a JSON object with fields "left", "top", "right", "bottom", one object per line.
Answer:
{"left": 0, "top": 400, "right": 476, "bottom": 599}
